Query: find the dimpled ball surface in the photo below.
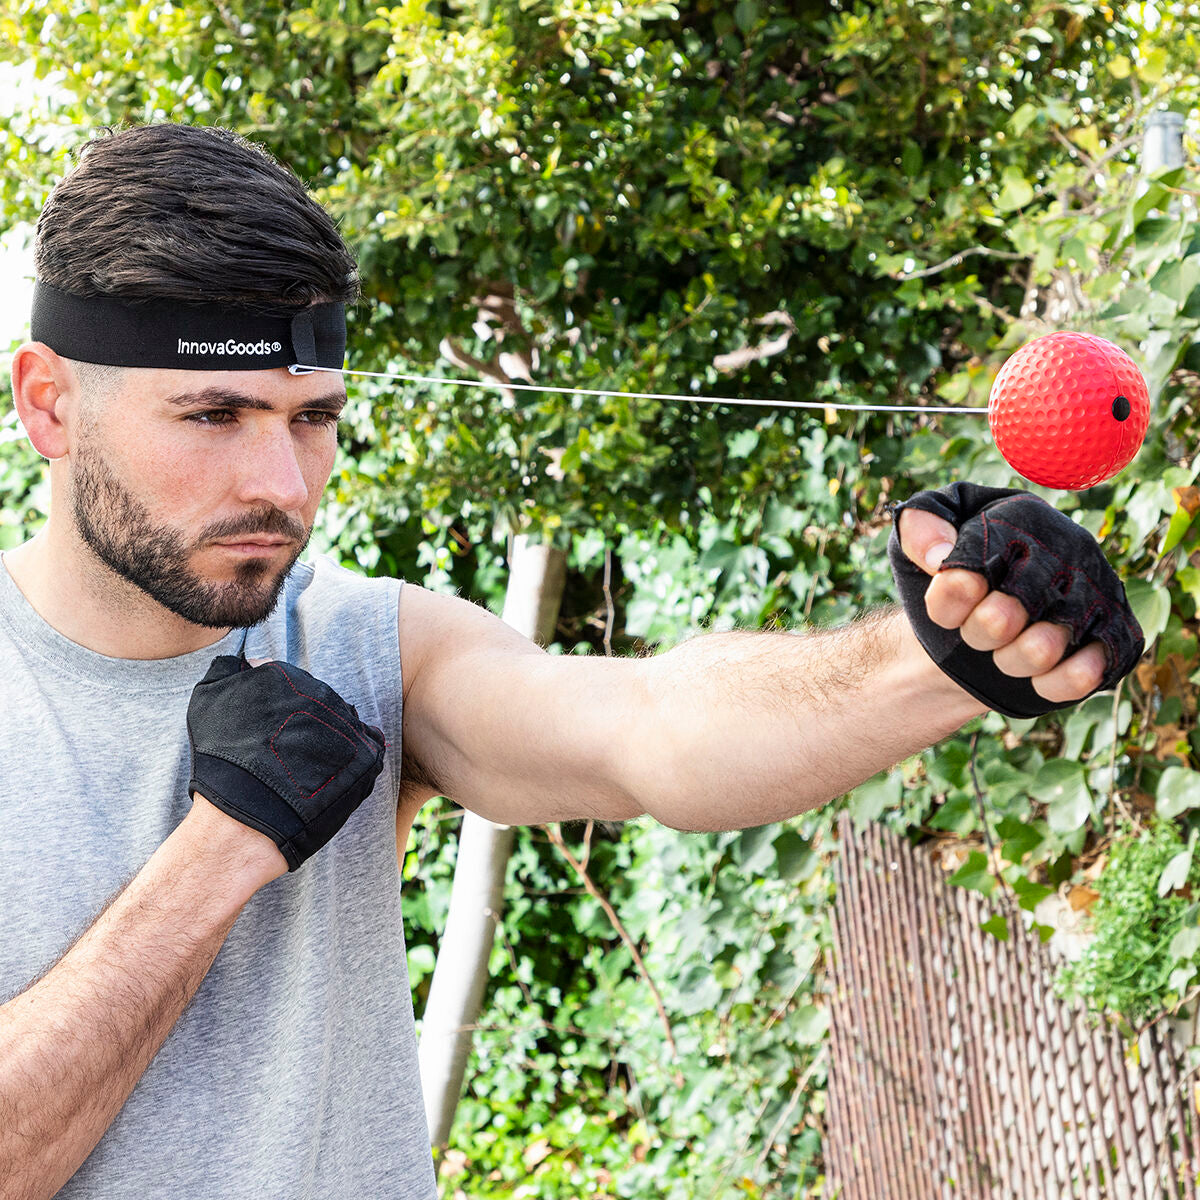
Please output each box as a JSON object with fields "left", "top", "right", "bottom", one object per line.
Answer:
{"left": 988, "top": 331, "right": 1149, "bottom": 490}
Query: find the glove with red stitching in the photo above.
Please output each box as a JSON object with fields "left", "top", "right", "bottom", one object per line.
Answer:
{"left": 887, "top": 482, "right": 1144, "bottom": 719}
{"left": 187, "top": 654, "right": 387, "bottom": 871}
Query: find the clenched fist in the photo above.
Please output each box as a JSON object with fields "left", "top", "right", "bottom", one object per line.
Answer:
{"left": 888, "top": 483, "right": 1144, "bottom": 719}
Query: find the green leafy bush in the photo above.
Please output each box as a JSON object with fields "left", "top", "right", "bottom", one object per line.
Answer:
{"left": 1056, "top": 820, "right": 1200, "bottom": 1026}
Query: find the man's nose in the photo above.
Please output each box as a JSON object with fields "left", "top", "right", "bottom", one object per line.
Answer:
{"left": 236, "top": 424, "right": 310, "bottom": 512}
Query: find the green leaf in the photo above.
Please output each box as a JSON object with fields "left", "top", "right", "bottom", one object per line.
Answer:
{"left": 1150, "top": 256, "right": 1200, "bottom": 305}
{"left": 1032, "top": 760, "right": 1092, "bottom": 834}
{"left": 1169, "top": 925, "right": 1200, "bottom": 960}
{"left": 793, "top": 1004, "right": 829, "bottom": 1045}
{"left": 1009, "top": 103, "right": 1039, "bottom": 137}
{"left": 733, "top": 823, "right": 779, "bottom": 876}
{"left": 949, "top": 850, "right": 995, "bottom": 896}
{"left": 848, "top": 771, "right": 901, "bottom": 831}
{"left": 1125, "top": 579, "right": 1172, "bottom": 646}
{"left": 713, "top": 959, "right": 740, "bottom": 988}
{"left": 998, "top": 816, "right": 1045, "bottom": 865}
{"left": 1139, "top": 46, "right": 1168, "bottom": 84}
{"left": 995, "top": 167, "right": 1034, "bottom": 213}
{"left": 1176, "top": 566, "right": 1200, "bottom": 608}
{"left": 203, "top": 66, "right": 223, "bottom": 102}
{"left": 676, "top": 963, "right": 723, "bottom": 1016}
{"left": 1160, "top": 845, "right": 1195, "bottom": 897}
{"left": 1169, "top": 963, "right": 1197, "bottom": 993}
{"left": 406, "top": 943, "right": 436, "bottom": 981}
{"left": 774, "top": 831, "right": 817, "bottom": 882}
{"left": 1062, "top": 696, "right": 1105, "bottom": 760}
{"left": 928, "top": 794, "right": 976, "bottom": 833}
{"left": 734, "top": 0, "right": 759, "bottom": 33}
{"left": 1011, "top": 875, "right": 1054, "bottom": 912}
{"left": 1157, "top": 767, "right": 1200, "bottom": 818}
{"left": 1070, "top": 124, "right": 1102, "bottom": 161}
{"left": 981, "top": 913, "right": 1009, "bottom": 941}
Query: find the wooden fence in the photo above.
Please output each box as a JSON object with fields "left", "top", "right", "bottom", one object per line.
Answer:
{"left": 825, "top": 814, "right": 1200, "bottom": 1198}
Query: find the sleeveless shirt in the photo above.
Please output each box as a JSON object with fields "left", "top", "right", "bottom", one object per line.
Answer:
{"left": 0, "top": 553, "right": 438, "bottom": 1197}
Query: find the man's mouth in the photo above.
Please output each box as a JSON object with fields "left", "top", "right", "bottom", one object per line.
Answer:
{"left": 211, "top": 537, "right": 293, "bottom": 554}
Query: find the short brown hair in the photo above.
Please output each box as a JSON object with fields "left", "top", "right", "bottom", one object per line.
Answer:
{"left": 35, "top": 123, "right": 359, "bottom": 316}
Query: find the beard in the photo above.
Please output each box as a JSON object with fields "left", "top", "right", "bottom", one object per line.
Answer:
{"left": 71, "top": 439, "right": 310, "bottom": 629}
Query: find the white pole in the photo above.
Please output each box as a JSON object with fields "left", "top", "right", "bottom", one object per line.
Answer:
{"left": 417, "top": 535, "right": 568, "bottom": 1151}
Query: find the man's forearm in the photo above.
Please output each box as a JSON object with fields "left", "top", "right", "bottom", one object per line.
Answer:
{"left": 637, "top": 606, "right": 987, "bottom": 831}
{"left": 0, "top": 799, "right": 282, "bottom": 1200}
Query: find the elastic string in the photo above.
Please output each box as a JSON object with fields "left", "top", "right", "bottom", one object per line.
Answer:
{"left": 293, "top": 363, "right": 989, "bottom": 416}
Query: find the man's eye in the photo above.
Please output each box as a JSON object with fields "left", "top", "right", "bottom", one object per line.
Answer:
{"left": 186, "top": 410, "right": 235, "bottom": 426}
{"left": 300, "top": 411, "right": 340, "bottom": 427}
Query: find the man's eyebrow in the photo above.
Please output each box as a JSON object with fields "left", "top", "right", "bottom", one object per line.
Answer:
{"left": 161, "top": 387, "right": 348, "bottom": 413}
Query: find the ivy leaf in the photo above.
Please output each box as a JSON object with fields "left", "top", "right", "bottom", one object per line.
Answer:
{"left": 1092, "top": 699, "right": 1133, "bottom": 752}
{"left": 1125, "top": 578, "right": 1172, "bottom": 646}
{"left": 675, "top": 963, "right": 724, "bottom": 1016}
{"left": 793, "top": 1004, "right": 829, "bottom": 1046}
{"left": 1149, "top": 255, "right": 1200, "bottom": 305}
{"left": 1169, "top": 964, "right": 1197, "bottom": 993}
{"left": 1032, "top": 760, "right": 1092, "bottom": 834}
{"left": 996, "top": 166, "right": 1034, "bottom": 212}
{"left": 1061, "top": 694, "right": 1110, "bottom": 760}
{"left": 998, "top": 816, "right": 1045, "bottom": 865}
{"left": 773, "top": 830, "right": 817, "bottom": 882}
{"left": 848, "top": 771, "right": 901, "bottom": 831}
{"left": 1157, "top": 766, "right": 1200, "bottom": 819}
{"left": 981, "top": 913, "right": 1009, "bottom": 941}
{"left": 949, "top": 850, "right": 995, "bottom": 896}
{"left": 1168, "top": 925, "right": 1200, "bottom": 960}
{"left": 733, "top": 823, "right": 779, "bottom": 876}
{"left": 1011, "top": 875, "right": 1054, "bottom": 912}
{"left": 1158, "top": 832, "right": 1198, "bottom": 898}
{"left": 928, "top": 794, "right": 976, "bottom": 834}
{"left": 980, "top": 760, "right": 1033, "bottom": 807}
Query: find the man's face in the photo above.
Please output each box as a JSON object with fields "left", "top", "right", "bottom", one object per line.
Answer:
{"left": 68, "top": 366, "right": 345, "bottom": 629}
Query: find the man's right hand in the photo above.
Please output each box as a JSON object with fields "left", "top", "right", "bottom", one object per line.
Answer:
{"left": 186, "top": 655, "right": 387, "bottom": 873}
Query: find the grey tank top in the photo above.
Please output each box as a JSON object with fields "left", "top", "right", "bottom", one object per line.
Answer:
{"left": 0, "top": 554, "right": 438, "bottom": 1198}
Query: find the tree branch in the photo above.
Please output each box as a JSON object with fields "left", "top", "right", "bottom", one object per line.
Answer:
{"left": 897, "top": 246, "right": 1027, "bottom": 280}
{"left": 545, "top": 823, "right": 682, "bottom": 1079}
{"left": 713, "top": 310, "right": 796, "bottom": 373}
{"left": 438, "top": 337, "right": 516, "bottom": 403}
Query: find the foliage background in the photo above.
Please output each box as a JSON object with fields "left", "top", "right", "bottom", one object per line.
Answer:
{"left": 6, "top": 0, "right": 1200, "bottom": 1194}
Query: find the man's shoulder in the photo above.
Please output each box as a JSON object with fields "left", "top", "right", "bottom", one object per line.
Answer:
{"left": 281, "top": 553, "right": 402, "bottom": 612}
{"left": 251, "top": 554, "right": 404, "bottom": 673}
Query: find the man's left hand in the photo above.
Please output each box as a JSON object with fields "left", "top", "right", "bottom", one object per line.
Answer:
{"left": 896, "top": 505, "right": 1108, "bottom": 706}
{"left": 887, "top": 482, "right": 1144, "bottom": 719}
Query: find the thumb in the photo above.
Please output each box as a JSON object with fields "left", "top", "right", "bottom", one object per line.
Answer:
{"left": 897, "top": 508, "right": 959, "bottom": 576}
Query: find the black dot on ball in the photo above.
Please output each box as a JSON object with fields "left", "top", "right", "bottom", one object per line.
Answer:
{"left": 1112, "top": 394, "right": 1131, "bottom": 421}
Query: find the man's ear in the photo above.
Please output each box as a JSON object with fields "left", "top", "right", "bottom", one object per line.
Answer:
{"left": 10, "top": 343, "right": 77, "bottom": 460}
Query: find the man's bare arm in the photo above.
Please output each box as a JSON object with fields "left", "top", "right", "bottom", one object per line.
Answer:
{"left": 631, "top": 606, "right": 986, "bottom": 828}
{"left": 399, "top": 588, "right": 979, "bottom": 828}
{"left": 0, "top": 797, "right": 285, "bottom": 1200}
{"left": 397, "top": 505, "right": 1109, "bottom": 829}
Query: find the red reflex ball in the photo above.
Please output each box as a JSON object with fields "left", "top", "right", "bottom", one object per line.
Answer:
{"left": 987, "top": 331, "right": 1149, "bottom": 490}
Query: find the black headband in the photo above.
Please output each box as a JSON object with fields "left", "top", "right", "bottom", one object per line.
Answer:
{"left": 30, "top": 281, "right": 346, "bottom": 374}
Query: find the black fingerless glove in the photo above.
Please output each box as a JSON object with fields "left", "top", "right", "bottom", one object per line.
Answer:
{"left": 887, "top": 482, "right": 1144, "bottom": 719}
{"left": 187, "top": 655, "right": 387, "bottom": 870}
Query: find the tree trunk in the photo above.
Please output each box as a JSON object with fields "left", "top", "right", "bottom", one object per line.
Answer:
{"left": 417, "top": 534, "right": 568, "bottom": 1151}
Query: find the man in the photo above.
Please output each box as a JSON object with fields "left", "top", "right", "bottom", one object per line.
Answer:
{"left": 0, "top": 123, "right": 1139, "bottom": 1198}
